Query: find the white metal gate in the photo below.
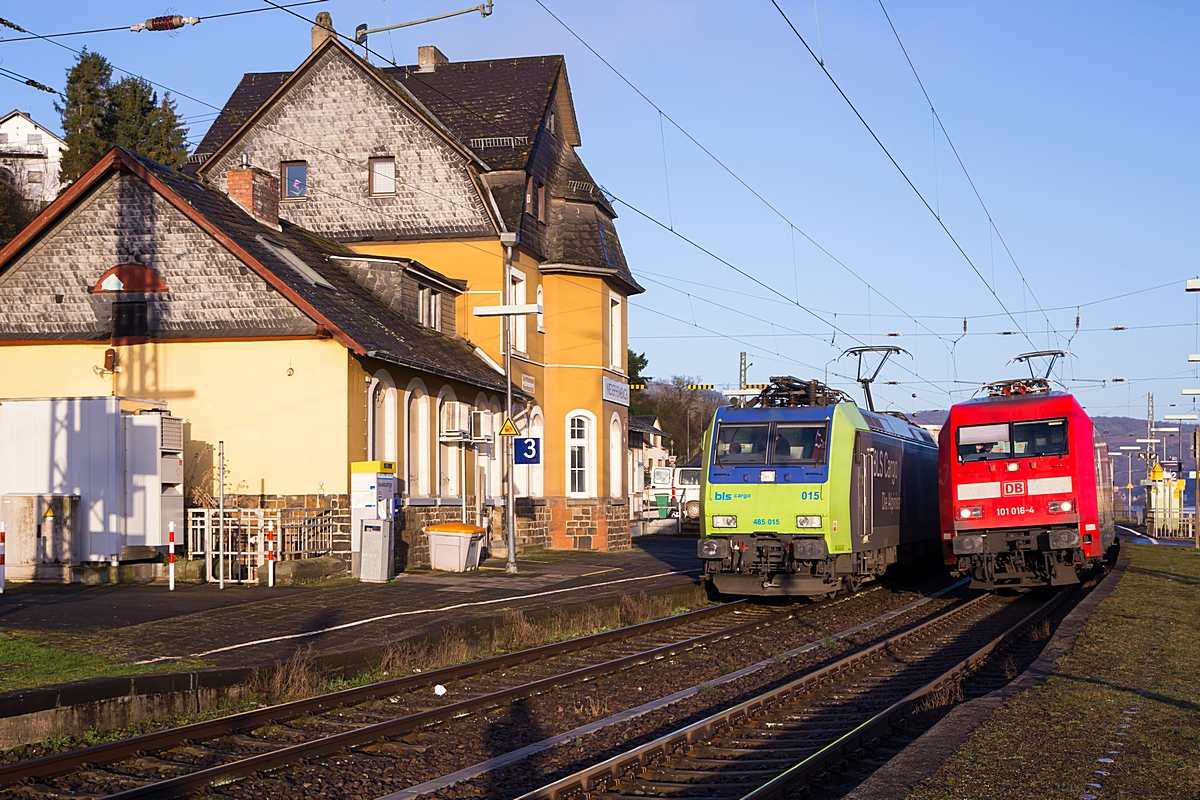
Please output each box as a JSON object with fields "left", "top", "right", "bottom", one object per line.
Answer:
{"left": 188, "top": 507, "right": 336, "bottom": 583}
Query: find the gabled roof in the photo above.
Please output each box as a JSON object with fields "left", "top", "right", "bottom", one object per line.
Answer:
{"left": 0, "top": 147, "right": 509, "bottom": 393}
{"left": 188, "top": 54, "right": 574, "bottom": 175}
{"left": 0, "top": 110, "right": 67, "bottom": 146}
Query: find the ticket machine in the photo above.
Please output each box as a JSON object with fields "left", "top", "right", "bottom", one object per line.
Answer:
{"left": 350, "top": 461, "right": 397, "bottom": 581}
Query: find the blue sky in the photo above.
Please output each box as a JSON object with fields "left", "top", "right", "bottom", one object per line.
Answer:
{"left": 4, "top": 1, "right": 1199, "bottom": 420}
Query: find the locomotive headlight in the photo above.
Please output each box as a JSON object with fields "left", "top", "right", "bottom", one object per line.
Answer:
{"left": 1048, "top": 499, "right": 1075, "bottom": 514}
{"left": 795, "top": 515, "right": 823, "bottom": 529}
{"left": 957, "top": 506, "right": 983, "bottom": 520}
{"left": 1048, "top": 529, "right": 1080, "bottom": 549}
{"left": 698, "top": 538, "right": 730, "bottom": 560}
{"left": 1060, "top": 500, "right": 1073, "bottom": 512}
{"left": 712, "top": 515, "right": 738, "bottom": 528}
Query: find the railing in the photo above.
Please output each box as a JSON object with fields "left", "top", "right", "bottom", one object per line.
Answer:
{"left": 187, "top": 507, "right": 337, "bottom": 583}
{"left": 1143, "top": 509, "right": 1198, "bottom": 540}
{"left": 0, "top": 143, "right": 47, "bottom": 156}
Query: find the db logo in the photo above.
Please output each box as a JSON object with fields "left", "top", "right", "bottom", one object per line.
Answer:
{"left": 1002, "top": 481, "right": 1026, "bottom": 497}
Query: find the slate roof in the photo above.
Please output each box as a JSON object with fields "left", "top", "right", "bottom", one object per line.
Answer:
{"left": 188, "top": 57, "right": 562, "bottom": 174}
{"left": 0, "top": 147, "right": 509, "bottom": 394}
{"left": 629, "top": 415, "right": 667, "bottom": 437}
{"left": 190, "top": 44, "right": 642, "bottom": 296}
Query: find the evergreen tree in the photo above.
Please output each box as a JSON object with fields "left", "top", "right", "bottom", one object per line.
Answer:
{"left": 56, "top": 51, "right": 191, "bottom": 184}
{"left": 56, "top": 48, "right": 114, "bottom": 184}
{"left": 0, "top": 177, "right": 38, "bottom": 247}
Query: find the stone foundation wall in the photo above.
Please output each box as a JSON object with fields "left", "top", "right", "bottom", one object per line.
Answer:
{"left": 546, "top": 497, "right": 631, "bottom": 551}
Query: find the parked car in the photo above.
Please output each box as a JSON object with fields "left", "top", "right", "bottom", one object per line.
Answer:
{"left": 647, "top": 466, "right": 702, "bottom": 526}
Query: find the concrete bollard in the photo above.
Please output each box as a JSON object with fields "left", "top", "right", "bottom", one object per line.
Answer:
{"left": 168, "top": 521, "right": 176, "bottom": 591}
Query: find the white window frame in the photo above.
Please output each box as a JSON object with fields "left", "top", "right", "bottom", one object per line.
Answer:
{"left": 405, "top": 380, "right": 431, "bottom": 498}
{"left": 419, "top": 286, "right": 441, "bottom": 330}
{"left": 609, "top": 413, "right": 624, "bottom": 498}
{"left": 566, "top": 409, "right": 597, "bottom": 498}
{"left": 609, "top": 293, "right": 623, "bottom": 371}
{"left": 369, "top": 156, "right": 396, "bottom": 196}
{"left": 536, "top": 284, "right": 545, "bottom": 332}
{"left": 368, "top": 370, "right": 398, "bottom": 462}
{"left": 511, "top": 270, "right": 527, "bottom": 353}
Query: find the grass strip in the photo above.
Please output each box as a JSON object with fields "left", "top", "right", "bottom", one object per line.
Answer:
{"left": 907, "top": 543, "right": 1200, "bottom": 800}
{"left": 0, "top": 631, "right": 192, "bottom": 694}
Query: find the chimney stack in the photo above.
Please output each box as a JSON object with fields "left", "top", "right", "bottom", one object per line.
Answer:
{"left": 226, "top": 166, "right": 280, "bottom": 229}
{"left": 417, "top": 45, "right": 449, "bottom": 72}
{"left": 311, "top": 11, "right": 335, "bottom": 51}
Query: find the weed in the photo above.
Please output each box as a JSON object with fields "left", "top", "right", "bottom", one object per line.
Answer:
{"left": 820, "top": 632, "right": 838, "bottom": 649}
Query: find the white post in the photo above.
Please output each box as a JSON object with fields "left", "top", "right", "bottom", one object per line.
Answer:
{"left": 267, "top": 519, "right": 276, "bottom": 588}
{"left": 218, "top": 441, "right": 225, "bottom": 590}
{"left": 168, "top": 521, "right": 175, "bottom": 591}
{"left": 0, "top": 520, "right": 6, "bottom": 594}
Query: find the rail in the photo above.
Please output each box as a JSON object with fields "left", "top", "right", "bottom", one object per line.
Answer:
{"left": 0, "top": 601, "right": 748, "bottom": 793}
{"left": 517, "top": 590, "right": 1066, "bottom": 800}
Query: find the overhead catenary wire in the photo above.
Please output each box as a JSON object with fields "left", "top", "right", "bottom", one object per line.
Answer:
{"left": 874, "top": 0, "right": 1061, "bottom": 348}
{"left": 769, "top": 0, "right": 1036, "bottom": 350}
{"left": 533, "top": 0, "right": 953, "bottom": 353}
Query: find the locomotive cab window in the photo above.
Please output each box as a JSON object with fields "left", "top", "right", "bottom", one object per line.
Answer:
{"left": 771, "top": 423, "right": 828, "bottom": 465}
{"left": 715, "top": 423, "right": 769, "bottom": 465}
{"left": 1013, "top": 419, "right": 1068, "bottom": 456}
{"left": 957, "top": 423, "right": 1012, "bottom": 462}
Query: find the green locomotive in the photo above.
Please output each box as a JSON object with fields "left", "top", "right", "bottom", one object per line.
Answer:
{"left": 698, "top": 377, "right": 940, "bottom": 598}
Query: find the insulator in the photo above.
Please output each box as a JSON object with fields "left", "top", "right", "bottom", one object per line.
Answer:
{"left": 131, "top": 15, "right": 199, "bottom": 33}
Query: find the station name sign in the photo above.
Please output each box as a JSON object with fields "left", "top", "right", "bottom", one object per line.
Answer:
{"left": 602, "top": 376, "right": 630, "bottom": 407}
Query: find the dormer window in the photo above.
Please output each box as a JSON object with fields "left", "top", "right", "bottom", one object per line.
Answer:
{"left": 419, "top": 286, "right": 441, "bottom": 330}
{"left": 547, "top": 111, "right": 556, "bottom": 134}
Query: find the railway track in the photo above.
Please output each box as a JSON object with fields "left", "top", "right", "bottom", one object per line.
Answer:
{"left": 517, "top": 588, "right": 1070, "bottom": 800}
{"left": 0, "top": 586, "right": 911, "bottom": 799}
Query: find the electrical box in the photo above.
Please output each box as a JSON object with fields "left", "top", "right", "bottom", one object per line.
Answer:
{"left": 0, "top": 397, "right": 182, "bottom": 570}
{"left": 471, "top": 409, "right": 495, "bottom": 442}
{"left": 440, "top": 401, "right": 470, "bottom": 441}
{"left": 350, "top": 460, "right": 397, "bottom": 579}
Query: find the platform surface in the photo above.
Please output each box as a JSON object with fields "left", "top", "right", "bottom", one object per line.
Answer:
{"left": 0, "top": 535, "right": 700, "bottom": 670}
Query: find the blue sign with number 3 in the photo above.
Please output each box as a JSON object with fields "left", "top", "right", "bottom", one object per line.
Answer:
{"left": 514, "top": 437, "right": 541, "bottom": 465}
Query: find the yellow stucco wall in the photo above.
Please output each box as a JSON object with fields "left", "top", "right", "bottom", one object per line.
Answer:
{"left": 348, "top": 238, "right": 629, "bottom": 500}
{"left": 0, "top": 339, "right": 351, "bottom": 496}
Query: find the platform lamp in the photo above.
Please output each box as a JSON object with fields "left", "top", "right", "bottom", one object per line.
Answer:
{"left": 473, "top": 232, "right": 542, "bottom": 574}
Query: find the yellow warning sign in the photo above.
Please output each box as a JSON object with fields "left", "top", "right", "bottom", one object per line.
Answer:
{"left": 498, "top": 417, "right": 520, "bottom": 436}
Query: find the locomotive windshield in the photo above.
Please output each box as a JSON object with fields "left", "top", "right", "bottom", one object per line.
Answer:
{"left": 1013, "top": 419, "right": 1068, "bottom": 456}
{"left": 957, "top": 418, "right": 1068, "bottom": 461}
{"left": 715, "top": 423, "right": 770, "bottom": 465}
{"left": 771, "top": 423, "right": 828, "bottom": 465}
{"left": 714, "top": 422, "right": 828, "bottom": 466}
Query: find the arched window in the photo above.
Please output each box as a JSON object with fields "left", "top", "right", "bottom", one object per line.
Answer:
{"left": 368, "top": 372, "right": 397, "bottom": 462}
{"left": 438, "top": 388, "right": 460, "bottom": 497}
{"left": 406, "top": 383, "right": 430, "bottom": 497}
{"left": 610, "top": 414, "right": 623, "bottom": 498}
{"left": 566, "top": 410, "right": 597, "bottom": 498}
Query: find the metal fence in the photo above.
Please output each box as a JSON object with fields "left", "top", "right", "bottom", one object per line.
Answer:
{"left": 1143, "top": 509, "right": 1199, "bottom": 542}
{"left": 187, "top": 507, "right": 337, "bottom": 583}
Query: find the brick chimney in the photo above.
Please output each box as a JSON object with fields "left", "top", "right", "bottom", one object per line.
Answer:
{"left": 226, "top": 166, "right": 280, "bottom": 229}
{"left": 311, "top": 11, "right": 335, "bottom": 51}
{"left": 417, "top": 45, "right": 449, "bottom": 72}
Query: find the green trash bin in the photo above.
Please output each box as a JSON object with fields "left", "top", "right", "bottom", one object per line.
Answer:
{"left": 654, "top": 493, "right": 671, "bottom": 519}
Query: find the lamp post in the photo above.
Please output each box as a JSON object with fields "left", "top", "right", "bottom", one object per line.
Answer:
{"left": 473, "top": 233, "right": 542, "bottom": 574}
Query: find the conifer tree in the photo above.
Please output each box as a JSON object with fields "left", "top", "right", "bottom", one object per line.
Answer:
{"left": 56, "top": 48, "right": 114, "bottom": 183}
{"left": 56, "top": 50, "right": 190, "bottom": 184}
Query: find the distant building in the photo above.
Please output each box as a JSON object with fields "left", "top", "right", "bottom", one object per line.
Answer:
{"left": 0, "top": 110, "right": 66, "bottom": 204}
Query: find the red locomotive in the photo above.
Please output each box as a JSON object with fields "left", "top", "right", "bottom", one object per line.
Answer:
{"left": 939, "top": 361, "right": 1116, "bottom": 589}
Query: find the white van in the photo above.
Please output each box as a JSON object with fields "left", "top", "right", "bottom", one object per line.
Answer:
{"left": 647, "top": 466, "right": 702, "bottom": 525}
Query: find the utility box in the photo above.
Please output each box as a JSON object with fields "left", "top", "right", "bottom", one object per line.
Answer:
{"left": 359, "top": 520, "right": 394, "bottom": 582}
{"left": 0, "top": 397, "right": 183, "bottom": 575}
{"left": 426, "top": 523, "right": 486, "bottom": 572}
{"left": 350, "top": 460, "right": 397, "bottom": 579}
{"left": 0, "top": 494, "right": 81, "bottom": 581}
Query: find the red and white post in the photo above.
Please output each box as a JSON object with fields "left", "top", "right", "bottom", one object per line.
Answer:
{"left": 266, "top": 520, "right": 276, "bottom": 588}
{"left": 168, "top": 521, "right": 176, "bottom": 591}
{"left": 1, "top": 520, "right": 6, "bottom": 594}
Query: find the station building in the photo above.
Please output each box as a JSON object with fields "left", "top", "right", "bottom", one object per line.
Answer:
{"left": 189, "top": 21, "right": 643, "bottom": 551}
